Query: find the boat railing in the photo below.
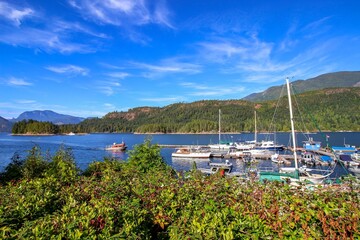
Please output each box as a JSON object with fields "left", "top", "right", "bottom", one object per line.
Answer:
{"left": 302, "top": 168, "right": 333, "bottom": 174}
{"left": 258, "top": 167, "right": 276, "bottom": 172}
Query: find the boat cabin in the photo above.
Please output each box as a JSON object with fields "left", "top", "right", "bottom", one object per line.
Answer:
{"left": 302, "top": 137, "right": 321, "bottom": 151}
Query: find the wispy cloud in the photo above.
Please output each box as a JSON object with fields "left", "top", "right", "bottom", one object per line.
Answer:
{"left": 194, "top": 22, "right": 341, "bottom": 85}
{"left": 140, "top": 97, "right": 184, "bottom": 102}
{"left": 198, "top": 35, "right": 273, "bottom": 63}
{"left": 180, "top": 82, "right": 245, "bottom": 97}
{"left": 0, "top": 2, "right": 107, "bottom": 53}
{"left": 68, "top": 0, "right": 173, "bottom": 28}
{"left": 96, "top": 80, "right": 122, "bottom": 96}
{"left": 104, "top": 103, "right": 116, "bottom": 109}
{"left": 0, "top": 1, "right": 34, "bottom": 26}
{"left": 106, "top": 72, "right": 130, "bottom": 79}
{"left": 16, "top": 99, "right": 36, "bottom": 104}
{"left": 46, "top": 65, "right": 89, "bottom": 76}
{"left": 129, "top": 58, "right": 202, "bottom": 78}
{"left": 99, "top": 62, "right": 123, "bottom": 70}
{"left": 52, "top": 20, "right": 109, "bottom": 39}
{"left": 6, "top": 77, "right": 32, "bottom": 86}
{"left": 0, "top": 26, "right": 97, "bottom": 53}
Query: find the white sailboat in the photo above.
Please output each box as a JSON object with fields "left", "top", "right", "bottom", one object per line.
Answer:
{"left": 260, "top": 78, "right": 333, "bottom": 184}
{"left": 171, "top": 146, "right": 211, "bottom": 158}
{"left": 208, "top": 109, "right": 235, "bottom": 149}
{"left": 235, "top": 111, "right": 257, "bottom": 150}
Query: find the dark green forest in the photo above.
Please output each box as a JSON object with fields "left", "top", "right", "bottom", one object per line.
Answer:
{"left": 12, "top": 87, "right": 360, "bottom": 134}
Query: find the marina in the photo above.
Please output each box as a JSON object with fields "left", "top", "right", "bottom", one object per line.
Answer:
{"left": 0, "top": 132, "right": 359, "bottom": 180}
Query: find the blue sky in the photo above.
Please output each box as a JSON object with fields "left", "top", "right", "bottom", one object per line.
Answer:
{"left": 1, "top": 0, "right": 360, "bottom": 119}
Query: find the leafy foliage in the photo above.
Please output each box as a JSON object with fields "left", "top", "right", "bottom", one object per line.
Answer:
{"left": 1, "top": 141, "right": 360, "bottom": 239}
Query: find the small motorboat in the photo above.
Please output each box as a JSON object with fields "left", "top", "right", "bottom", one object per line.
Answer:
{"left": 106, "top": 141, "right": 127, "bottom": 151}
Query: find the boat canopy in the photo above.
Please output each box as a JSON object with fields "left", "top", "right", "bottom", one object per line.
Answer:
{"left": 339, "top": 154, "right": 353, "bottom": 161}
{"left": 320, "top": 155, "right": 332, "bottom": 162}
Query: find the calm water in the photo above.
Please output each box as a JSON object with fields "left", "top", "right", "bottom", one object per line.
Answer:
{"left": 0, "top": 132, "right": 359, "bottom": 178}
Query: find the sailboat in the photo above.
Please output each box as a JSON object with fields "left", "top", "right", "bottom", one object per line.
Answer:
{"left": 260, "top": 78, "right": 333, "bottom": 184}
{"left": 235, "top": 111, "right": 257, "bottom": 150}
{"left": 208, "top": 109, "right": 235, "bottom": 149}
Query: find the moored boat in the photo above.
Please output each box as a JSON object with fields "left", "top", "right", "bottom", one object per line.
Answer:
{"left": 332, "top": 144, "right": 357, "bottom": 154}
{"left": 259, "top": 78, "right": 333, "bottom": 184}
{"left": 208, "top": 109, "right": 235, "bottom": 150}
{"left": 271, "top": 153, "right": 284, "bottom": 164}
{"left": 172, "top": 146, "right": 211, "bottom": 158}
{"left": 303, "top": 137, "right": 321, "bottom": 151}
{"left": 348, "top": 166, "right": 360, "bottom": 177}
{"left": 256, "top": 140, "right": 285, "bottom": 151}
{"left": 198, "top": 160, "right": 233, "bottom": 175}
{"left": 337, "top": 154, "right": 360, "bottom": 167}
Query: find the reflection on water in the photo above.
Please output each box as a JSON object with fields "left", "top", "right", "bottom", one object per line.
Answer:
{"left": 171, "top": 157, "right": 210, "bottom": 171}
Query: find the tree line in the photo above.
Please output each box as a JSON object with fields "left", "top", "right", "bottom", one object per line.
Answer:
{"left": 12, "top": 87, "right": 360, "bottom": 134}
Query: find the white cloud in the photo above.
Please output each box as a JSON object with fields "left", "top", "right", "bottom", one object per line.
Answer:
{"left": 68, "top": 0, "right": 174, "bottom": 28}
{"left": 96, "top": 80, "right": 122, "bottom": 96}
{"left": 16, "top": 99, "right": 36, "bottom": 104}
{"left": 0, "top": 1, "right": 34, "bottom": 26}
{"left": 7, "top": 77, "right": 32, "bottom": 86}
{"left": 46, "top": 65, "right": 89, "bottom": 76}
{"left": 198, "top": 36, "right": 273, "bottom": 63}
{"left": 104, "top": 103, "right": 116, "bottom": 109}
{"left": 153, "top": 1, "right": 174, "bottom": 28}
{"left": 106, "top": 72, "right": 130, "bottom": 79}
{"left": 0, "top": 2, "right": 107, "bottom": 54}
{"left": 98, "top": 86, "right": 115, "bottom": 96}
{"left": 52, "top": 20, "right": 109, "bottom": 39}
{"left": 140, "top": 97, "right": 183, "bottom": 102}
{"left": 129, "top": 58, "right": 202, "bottom": 78}
{"left": 180, "top": 81, "right": 245, "bottom": 97}
{"left": 0, "top": 24, "right": 97, "bottom": 54}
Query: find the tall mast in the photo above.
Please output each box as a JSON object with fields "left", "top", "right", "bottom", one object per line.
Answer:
{"left": 286, "top": 78, "right": 298, "bottom": 170}
{"left": 254, "top": 110, "right": 257, "bottom": 143}
{"left": 218, "top": 109, "right": 221, "bottom": 144}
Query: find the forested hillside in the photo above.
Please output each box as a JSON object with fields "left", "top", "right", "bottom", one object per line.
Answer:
{"left": 73, "top": 87, "right": 360, "bottom": 133}
{"left": 12, "top": 87, "right": 360, "bottom": 134}
{"left": 243, "top": 71, "right": 360, "bottom": 101}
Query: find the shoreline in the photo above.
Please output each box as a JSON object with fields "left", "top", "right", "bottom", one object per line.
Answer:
{"left": 11, "top": 133, "right": 88, "bottom": 136}
{"left": 6, "top": 130, "right": 355, "bottom": 136}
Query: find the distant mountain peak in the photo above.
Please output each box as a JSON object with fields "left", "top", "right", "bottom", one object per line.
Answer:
{"left": 14, "top": 110, "right": 85, "bottom": 125}
{"left": 242, "top": 71, "right": 360, "bottom": 102}
{"left": 0, "top": 116, "right": 12, "bottom": 132}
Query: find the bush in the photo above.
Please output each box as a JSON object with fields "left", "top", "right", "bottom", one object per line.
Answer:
{"left": 0, "top": 140, "right": 359, "bottom": 239}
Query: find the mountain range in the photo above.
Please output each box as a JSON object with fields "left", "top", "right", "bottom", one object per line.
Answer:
{"left": 243, "top": 71, "right": 360, "bottom": 101}
{"left": 0, "top": 110, "right": 85, "bottom": 132}
{"left": 0, "top": 116, "right": 12, "bottom": 132}
{"left": 13, "top": 110, "right": 85, "bottom": 125}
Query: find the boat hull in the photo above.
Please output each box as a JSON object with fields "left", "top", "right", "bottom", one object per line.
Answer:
{"left": 171, "top": 152, "right": 211, "bottom": 158}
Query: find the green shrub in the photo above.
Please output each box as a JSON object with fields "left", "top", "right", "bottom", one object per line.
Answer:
{"left": 1, "top": 140, "right": 359, "bottom": 239}
{"left": 22, "top": 146, "right": 49, "bottom": 180}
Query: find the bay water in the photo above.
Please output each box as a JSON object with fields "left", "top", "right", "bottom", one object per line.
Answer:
{"left": 0, "top": 132, "right": 359, "bottom": 178}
